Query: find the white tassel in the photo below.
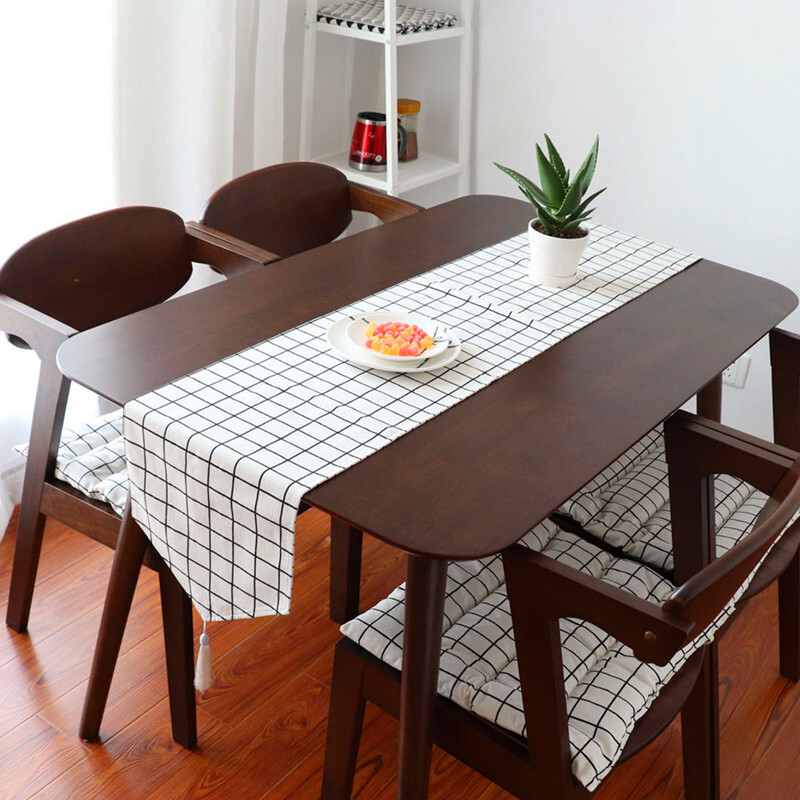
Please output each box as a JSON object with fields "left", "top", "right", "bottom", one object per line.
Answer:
{"left": 194, "top": 620, "right": 213, "bottom": 693}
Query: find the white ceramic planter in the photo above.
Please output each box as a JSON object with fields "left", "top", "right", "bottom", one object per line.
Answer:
{"left": 527, "top": 220, "right": 589, "bottom": 288}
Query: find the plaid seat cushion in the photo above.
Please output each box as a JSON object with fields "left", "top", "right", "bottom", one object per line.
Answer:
{"left": 558, "top": 424, "right": 766, "bottom": 573}
{"left": 341, "top": 519, "right": 758, "bottom": 792}
{"left": 14, "top": 410, "right": 128, "bottom": 516}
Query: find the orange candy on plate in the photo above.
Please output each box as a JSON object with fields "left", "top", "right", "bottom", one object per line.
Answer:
{"left": 364, "top": 321, "right": 435, "bottom": 358}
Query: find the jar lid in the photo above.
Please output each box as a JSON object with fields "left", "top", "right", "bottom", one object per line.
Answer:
{"left": 397, "top": 98, "right": 421, "bottom": 114}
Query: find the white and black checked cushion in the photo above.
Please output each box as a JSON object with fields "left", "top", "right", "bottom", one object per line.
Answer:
{"left": 317, "top": 2, "right": 458, "bottom": 34}
{"left": 14, "top": 410, "right": 128, "bottom": 516}
{"left": 558, "top": 425, "right": 766, "bottom": 573}
{"left": 341, "top": 522, "right": 766, "bottom": 792}
{"left": 124, "top": 226, "right": 698, "bottom": 622}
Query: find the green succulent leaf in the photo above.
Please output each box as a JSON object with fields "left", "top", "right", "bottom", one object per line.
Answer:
{"left": 517, "top": 185, "right": 538, "bottom": 206}
{"left": 561, "top": 215, "right": 592, "bottom": 234}
{"left": 572, "top": 187, "right": 606, "bottom": 219}
{"left": 535, "top": 144, "right": 567, "bottom": 208}
{"left": 533, "top": 202, "right": 560, "bottom": 234}
{"left": 556, "top": 175, "right": 585, "bottom": 218}
{"left": 575, "top": 135, "right": 600, "bottom": 196}
{"left": 494, "top": 162, "right": 549, "bottom": 205}
{"left": 533, "top": 203, "right": 554, "bottom": 236}
{"left": 543, "top": 134, "right": 567, "bottom": 181}
{"left": 537, "top": 216, "right": 557, "bottom": 236}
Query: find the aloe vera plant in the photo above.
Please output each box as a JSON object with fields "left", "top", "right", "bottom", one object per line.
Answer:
{"left": 495, "top": 135, "right": 605, "bottom": 238}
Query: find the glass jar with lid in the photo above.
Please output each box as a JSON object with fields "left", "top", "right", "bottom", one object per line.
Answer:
{"left": 397, "top": 98, "right": 421, "bottom": 162}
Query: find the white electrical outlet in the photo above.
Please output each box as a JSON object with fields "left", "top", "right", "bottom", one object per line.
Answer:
{"left": 722, "top": 356, "right": 750, "bottom": 389}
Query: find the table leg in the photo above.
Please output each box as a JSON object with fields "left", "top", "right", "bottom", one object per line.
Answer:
{"left": 397, "top": 554, "right": 447, "bottom": 800}
{"left": 696, "top": 373, "right": 722, "bottom": 422}
{"left": 157, "top": 558, "right": 197, "bottom": 749}
{"left": 80, "top": 502, "right": 148, "bottom": 741}
{"left": 329, "top": 517, "right": 363, "bottom": 623}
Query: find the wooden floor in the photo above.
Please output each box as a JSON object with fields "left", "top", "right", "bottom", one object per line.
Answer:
{"left": 2, "top": 508, "right": 800, "bottom": 799}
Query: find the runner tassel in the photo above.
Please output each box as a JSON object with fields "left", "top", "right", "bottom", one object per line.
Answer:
{"left": 195, "top": 620, "right": 213, "bottom": 693}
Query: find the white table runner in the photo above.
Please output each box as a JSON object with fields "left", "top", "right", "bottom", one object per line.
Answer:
{"left": 124, "top": 224, "right": 698, "bottom": 621}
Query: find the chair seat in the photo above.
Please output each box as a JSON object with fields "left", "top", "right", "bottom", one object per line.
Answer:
{"left": 15, "top": 410, "right": 127, "bottom": 516}
{"left": 341, "top": 518, "right": 760, "bottom": 792}
{"left": 557, "top": 423, "right": 767, "bottom": 573}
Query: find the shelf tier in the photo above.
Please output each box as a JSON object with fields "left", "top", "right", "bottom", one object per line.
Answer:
{"left": 314, "top": 21, "right": 466, "bottom": 45}
{"left": 312, "top": 151, "right": 463, "bottom": 194}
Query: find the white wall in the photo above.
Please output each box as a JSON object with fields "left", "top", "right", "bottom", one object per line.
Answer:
{"left": 473, "top": 0, "right": 800, "bottom": 438}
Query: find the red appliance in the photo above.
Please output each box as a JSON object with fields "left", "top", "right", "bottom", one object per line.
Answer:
{"left": 349, "top": 112, "right": 406, "bottom": 172}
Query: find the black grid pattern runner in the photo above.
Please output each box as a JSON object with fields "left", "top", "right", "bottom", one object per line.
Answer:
{"left": 124, "top": 225, "right": 698, "bottom": 621}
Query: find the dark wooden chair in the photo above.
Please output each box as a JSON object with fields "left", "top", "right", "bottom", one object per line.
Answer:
{"left": 321, "top": 411, "right": 800, "bottom": 799}
{"left": 547, "top": 370, "right": 800, "bottom": 685}
{"left": 186, "top": 161, "right": 423, "bottom": 278}
{"left": 0, "top": 205, "right": 265, "bottom": 747}
{"left": 768, "top": 327, "right": 800, "bottom": 681}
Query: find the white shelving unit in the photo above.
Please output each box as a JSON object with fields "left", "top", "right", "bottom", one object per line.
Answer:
{"left": 299, "top": 0, "right": 473, "bottom": 197}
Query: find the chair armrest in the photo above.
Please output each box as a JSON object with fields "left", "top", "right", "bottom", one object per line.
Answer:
{"left": 666, "top": 410, "right": 798, "bottom": 497}
{"left": 663, "top": 410, "right": 800, "bottom": 633}
{"left": 348, "top": 183, "right": 424, "bottom": 223}
{"left": 771, "top": 328, "right": 800, "bottom": 449}
{"left": 502, "top": 544, "right": 694, "bottom": 666}
{"left": 185, "top": 222, "right": 280, "bottom": 278}
{"left": 0, "top": 292, "right": 76, "bottom": 359}
{"left": 665, "top": 410, "right": 799, "bottom": 582}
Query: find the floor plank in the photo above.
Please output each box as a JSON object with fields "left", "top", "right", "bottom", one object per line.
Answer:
{"left": 1, "top": 507, "right": 799, "bottom": 799}
{"left": 0, "top": 714, "right": 88, "bottom": 798}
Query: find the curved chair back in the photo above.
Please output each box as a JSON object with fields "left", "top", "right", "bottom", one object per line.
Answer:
{"left": 0, "top": 206, "right": 192, "bottom": 334}
{"left": 201, "top": 162, "right": 355, "bottom": 258}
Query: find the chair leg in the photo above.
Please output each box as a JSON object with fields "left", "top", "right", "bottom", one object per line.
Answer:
{"left": 80, "top": 505, "right": 149, "bottom": 741}
{"left": 329, "top": 517, "right": 363, "bottom": 624}
{"left": 157, "top": 560, "right": 197, "bottom": 749}
{"left": 681, "top": 644, "right": 720, "bottom": 800}
{"left": 779, "top": 547, "right": 800, "bottom": 682}
{"left": 321, "top": 641, "right": 368, "bottom": 800}
{"left": 6, "top": 506, "right": 48, "bottom": 632}
{"left": 6, "top": 363, "right": 71, "bottom": 632}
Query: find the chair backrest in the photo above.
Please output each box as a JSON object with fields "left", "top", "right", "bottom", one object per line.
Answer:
{"left": 200, "top": 162, "right": 355, "bottom": 258}
{"left": 0, "top": 206, "right": 193, "bottom": 334}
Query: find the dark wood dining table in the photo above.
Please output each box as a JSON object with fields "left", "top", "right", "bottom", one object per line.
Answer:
{"left": 57, "top": 194, "right": 798, "bottom": 798}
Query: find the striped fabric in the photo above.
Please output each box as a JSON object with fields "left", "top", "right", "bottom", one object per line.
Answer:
{"left": 558, "top": 425, "right": 766, "bottom": 573}
{"left": 317, "top": 2, "right": 458, "bottom": 34}
{"left": 14, "top": 409, "right": 127, "bottom": 516}
{"left": 341, "top": 518, "right": 769, "bottom": 791}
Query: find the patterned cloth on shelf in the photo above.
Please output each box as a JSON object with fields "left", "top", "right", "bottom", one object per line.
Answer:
{"left": 317, "top": 2, "right": 457, "bottom": 34}
{"left": 14, "top": 409, "right": 128, "bottom": 516}
{"left": 341, "top": 512, "right": 776, "bottom": 792}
